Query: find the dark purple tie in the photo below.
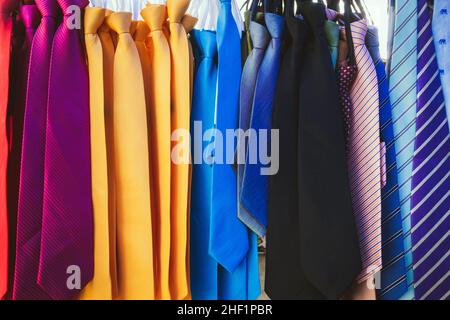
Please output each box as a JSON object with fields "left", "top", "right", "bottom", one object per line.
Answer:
{"left": 7, "top": 3, "right": 40, "bottom": 298}
{"left": 37, "top": 0, "right": 93, "bottom": 300}
{"left": 13, "top": 0, "right": 57, "bottom": 300}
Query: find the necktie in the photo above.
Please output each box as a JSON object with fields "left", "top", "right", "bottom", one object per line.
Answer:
{"left": 7, "top": 3, "right": 40, "bottom": 296}
{"left": 13, "top": 0, "right": 56, "bottom": 300}
{"left": 210, "top": 0, "right": 249, "bottom": 274}
{"left": 107, "top": 11, "right": 154, "bottom": 300}
{"left": 240, "top": 10, "right": 285, "bottom": 236}
{"left": 237, "top": 19, "right": 270, "bottom": 238}
{"left": 141, "top": 4, "right": 172, "bottom": 300}
{"left": 365, "top": 26, "right": 409, "bottom": 301}
{"left": 38, "top": 0, "right": 93, "bottom": 300}
{"left": 411, "top": 0, "right": 450, "bottom": 300}
{"left": 389, "top": 0, "right": 418, "bottom": 300}
{"left": 189, "top": 29, "right": 219, "bottom": 300}
{"left": 324, "top": 9, "right": 339, "bottom": 69}
{"left": 98, "top": 8, "right": 118, "bottom": 299}
{"left": 433, "top": 0, "right": 450, "bottom": 130}
{"left": 0, "top": 0, "right": 18, "bottom": 299}
{"left": 167, "top": 0, "right": 191, "bottom": 300}
{"left": 80, "top": 7, "right": 112, "bottom": 300}
{"left": 347, "top": 20, "right": 382, "bottom": 298}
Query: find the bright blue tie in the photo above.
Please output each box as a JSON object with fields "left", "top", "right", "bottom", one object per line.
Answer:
{"left": 366, "top": 26, "right": 409, "bottom": 300}
{"left": 411, "top": 0, "right": 450, "bottom": 300}
{"left": 388, "top": 0, "right": 418, "bottom": 300}
{"left": 240, "top": 10, "right": 285, "bottom": 236}
{"left": 210, "top": 0, "right": 249, "bottom": 274}
{"left": 190, "top": 29, "right": 219, "bottom": 300}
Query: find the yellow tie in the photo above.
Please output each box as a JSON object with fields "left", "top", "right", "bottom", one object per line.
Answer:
{"left": 141, "top": 4, "right": 172, "bottom": 300}
{"left": 80, "top": 7, "right": 112, "bottom": 300}
{"left": 107, "top": 12, "right": 154, "bottom": 300}
{"left": 167, "top": 0, "right": 191, "bottom": 300}
{"left": 99, "top": 9, "right": 118, "bottom": 299}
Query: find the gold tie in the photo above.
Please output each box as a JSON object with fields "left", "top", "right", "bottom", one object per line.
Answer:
{"left": 80, "top": 6, "right": 112, "bottom": 300}
{"left": 167, "top": 0, "right": 191, "bottom": 300}
{"left": 107, "top": 12, "right": 154, "bottom": 300}
{"left": 99, "top": 9, "right": 119, "bottom": 299}
{"left": 141, "top": 4, "right": 172, "bottom": 300}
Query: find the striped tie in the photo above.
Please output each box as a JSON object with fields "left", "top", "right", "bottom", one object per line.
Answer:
{"left": 411, "top": 0, "right": 450, "bottom": 301}
{"left": 348, "top": 19, "right": 383, "bottom": 284}
{"left": 388, "top": 0, "right": 418, "bottom": 300}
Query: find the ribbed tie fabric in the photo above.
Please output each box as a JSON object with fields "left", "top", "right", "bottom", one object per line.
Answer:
{"left": 190, "top": 29, "right": 219, "bottom": 300}
{"left": 389, "top": 0, "right": 418, "bottom": 299}
{"left": 38, "top": 0, "right": 93, "bottom": 300}
{"left": 167, "top": 0, "right": 191, "bottom": 300}
{"left": 80, "top": 7, "right": 112, "bottom": 300}
{"left": 411, "top": 0, "right": 450, "bottom": 300}
{"left": 240, "top": 11, "right": 285, "bottom": 237}
{"left": 210, "top": 0, "right": 248, "bottom": 274}
{"left": 0, "top": 0, "right": 18, "bottom": 299}
{"left": 365, "top": 26, "right": 409, "bottom": 301}
{"left": 13, "top": 0, "right": 57, "bottom": 301}
{"left": 237, "top": 17, "right": 270, "bottom": 238}
{"left": 348, "top": 19, "right": 382, "bottom": 284}
{"left": 107, "top": 11, "right": 154, "bottom": 300}
{"left": 433, "top": 0, "right": 450, "bottom": 130}
{"left": 141, "top": 4, "right": 172, "bottom": 300}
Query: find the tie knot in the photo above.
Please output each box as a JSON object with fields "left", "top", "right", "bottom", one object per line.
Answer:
{"left": 35, "top": 0, "right": 59, "bottom": 18}
{"left": 131, "top": 20, "right": 149, "bottom": 41}
{"left": 350, "top": 19, "right": 368, "bottom": 46}
{"left": 84, "top": 7, "right": 105, "bottom": 35}
{"left": 192, "top": 29, "right": 218, "bottom": 59}
{"left": 106, "top": 11, "right": 132, "bottom": 35}
{"left": 141, "top": 5, "right": 167, "bottom": 32}
{"left": 167, "top": 0, "right": 189, "bottom": 24}
{"left": 365, "top": 25, "right": 379, "bottom": 48}
{"left": 265, "top": 13, "right": 285, "bottom": 39}
{"left": 249, "top": 21, "right": 270, "bottom": 50}
{"left": 20, "top": 4, "right": 41, "bottom": 29}
{"left": 0, "top": 0, "right": 18, "bottom": 15}
{"left": 57, "top": 0, "right": 88, "bottom": 14}
{"left": 181, "top": 14, "right": 197, "bottom": 34}
{"left": 99, "top": 9, "right": 112, "bottom": 33}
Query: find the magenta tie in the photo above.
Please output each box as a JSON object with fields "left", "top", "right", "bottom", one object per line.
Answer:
{"left": 13, "top": 0, "right": 58, "bottom": 300}
{"left": 37, "top": 0, "right": 93, "bottom": 300}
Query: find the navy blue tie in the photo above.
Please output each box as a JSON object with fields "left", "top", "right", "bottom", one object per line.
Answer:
{"left": 240, "top": 6, "right": 285, "bottom": 236}
{"left": 411, "top": 0, "right": 450, "bottom": 300}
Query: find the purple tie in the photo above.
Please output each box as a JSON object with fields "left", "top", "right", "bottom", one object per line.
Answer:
{"left": 13, "top": 0, "right": 58, "bottom": 300}
{"left": 37, "top": 0, "right": 93, "bottom": 300}
{"left": 7, "top": 3, "right": 40, "bottom": 298}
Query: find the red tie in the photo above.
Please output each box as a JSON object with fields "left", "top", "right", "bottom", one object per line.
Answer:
{"left": 0, "top": 0, "right": 19, "bottom": 300}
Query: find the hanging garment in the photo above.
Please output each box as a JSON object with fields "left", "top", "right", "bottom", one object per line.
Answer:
{"left": 296, "top": 2, "right": 361, "bottom": 299}
{"left": 365, "top": 26, "right": 409, "bottom": 301}
{"left": 266, "top": 0, "right": 322, "bottom": 300}
{"left": 7, "top": 3, "right": 40, "bottom": 295}
{"left": 13, "top": 0, "right": 57, "bottom": 301}
{"left": 241, "top": 4, "right": 285, "bottom": 237}
{"left": 389, "top": 0, "right": 418, "bottom": 300}
{"left": 347, "top": 19, "right": 382, "bottom": 285}
{"left": 237, "top": 1, "right": 270, "bottom": 238}
{"left": 324, "top": 9, "right": 339, "bottom": 69}
{"left": 189, "top": 29, "right": 219, "bottom": 300}
{"left": 38, "top": 0, "right": 94, "bottom": 300}
{"left": 433, "top": 0, "right": 450, "bottom": 130}
{"left": 98, "top": 8, "right": 118, "bottom": 299}
{"left": 0, "top": 0, "right": 18, "bottom": 299}
{"left": 411, "top": 0, "right": 450, "bottom": 300}
{"left": 80, "top": 7, "right": 113, "bottom": 300}
{"left": 141, "top": 4, "right": 172, "bottom": 300}
{"left": 107, "top": 11, "right": 155, "bottom": 300}
{"left": 166, "top": 0, "right": 191, "bottom": 300}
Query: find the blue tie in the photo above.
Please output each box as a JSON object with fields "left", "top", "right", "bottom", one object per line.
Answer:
{"left": 366, "top": 26, "right": 409, "bottom": 300}
{"left": 240, "top": 10, "right": 285, "bottom": 236}
{"left": 411, "top": 0, "right": 450, "bottom": 300}
{"left": 210, "top": 0, "right": 249, "bottom": 274}
{"left": 190, "top": 29, "right": 219, "bottom": 300}
{"left": 388, "top": 0, "right": 418, "bottom": 300}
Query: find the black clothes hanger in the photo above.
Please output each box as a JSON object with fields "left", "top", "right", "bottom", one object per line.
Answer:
{"left": 251, "top": 0, "right": 265, "bottom": 21}
{"left": 264, "top": 0, "right": 283, "bottom": 14}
